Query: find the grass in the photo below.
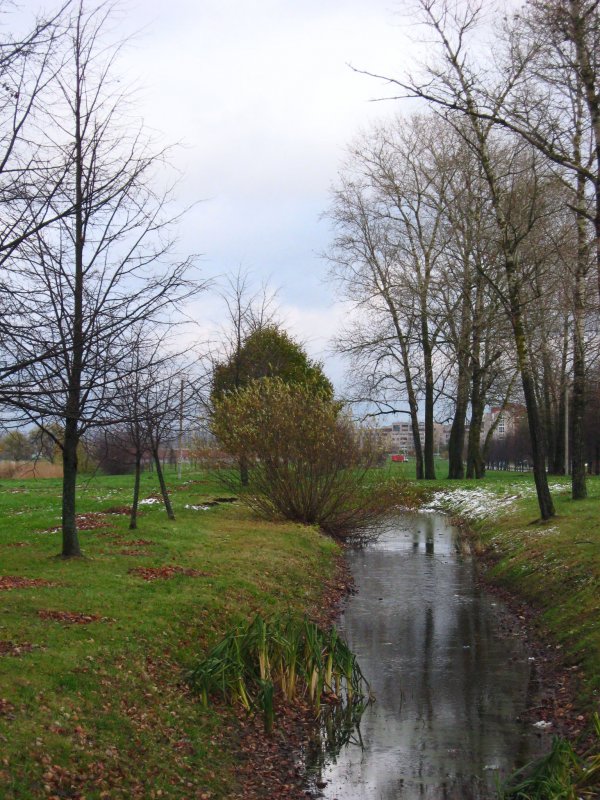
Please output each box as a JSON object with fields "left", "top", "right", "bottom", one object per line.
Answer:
{"left": 0, "top": 467, "right": 339, "bottom": 798}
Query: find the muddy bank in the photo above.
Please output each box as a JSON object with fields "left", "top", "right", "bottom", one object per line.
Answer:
{"left": 457, "top": 518, "right": 593, "bottom": 750}
{"left": 227, "top": 551, "right": 354, "bottom": 799}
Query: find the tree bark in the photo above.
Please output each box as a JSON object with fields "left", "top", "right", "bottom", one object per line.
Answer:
{"left": 551, "top": 319, "right": 569, "bottom": 475}
{"left": 510, "top": 286, "right": 555, "bottom": 519}
{"left": 571, "top": 115, "right": 588, "bottom": 499}
{"left": 240, "top": 455, "right": 249, "bottom": 486}
{"left": 61, "top": 419, "right": 82, "bottom": 557}
{"left": 466, "top": 372, "right": 486, "bottom": 479}
{"left": 153, "top": 447, "right": 175, "bottom": 520}
{"left": 422, "top": 322, "right": 436, "bottom": 480}
{"left": 448, "top": 360, "right": 470, "bottom": 479}
{"left": 129, "top": 454, "right": 142, "bottom": 530}
{"left": 60, "top": 33, "right": 85, "bottom": 558}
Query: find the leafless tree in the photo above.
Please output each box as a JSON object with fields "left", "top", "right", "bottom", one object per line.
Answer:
{"left": 5, "top": 2, "right": 202, "bottom": 556}
{"left": 358, "top": 0, "right": 599, "bottom": 507}
{"left": 357, "top": 1, "right": 560, "bottom": 518}
{"left": 136, "top": 359, "right": 202, "bottom": 523}
{"left": 326, "top": 116, "right": 455, "bottom": 478}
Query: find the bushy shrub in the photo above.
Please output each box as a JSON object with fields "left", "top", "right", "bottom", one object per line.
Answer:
{"left": 212, "top": 378, "right": 400, "bottom": 538}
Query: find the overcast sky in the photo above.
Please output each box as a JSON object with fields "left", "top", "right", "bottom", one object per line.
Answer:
{"left": 120, "top": 0, "right": 423, "bottom": 386}
{"left": 29, "top": 0, "right": 421, "bottom": 388}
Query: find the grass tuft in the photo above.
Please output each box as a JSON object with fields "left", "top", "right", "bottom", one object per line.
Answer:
{"left": 187, "top": 613, "right": 371, "bottom": 734}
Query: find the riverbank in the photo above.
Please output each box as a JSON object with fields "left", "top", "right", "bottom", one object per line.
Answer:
{"left": 420, "top": 471, "right": 600, "bottom": 737}
{"left": 0, "top": 470, "right": 346, "bottom": 799}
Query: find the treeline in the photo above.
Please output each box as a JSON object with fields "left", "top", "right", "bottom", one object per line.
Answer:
{"left": 326, "top": 0, "right": 600, "bottom": 520}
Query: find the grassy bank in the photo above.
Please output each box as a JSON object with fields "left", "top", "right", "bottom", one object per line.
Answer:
{"left": 414, "top": 465, "right": 600, "bottom": 716}
{"left": 0, "top": 469, "right": 339, "bottom": 799}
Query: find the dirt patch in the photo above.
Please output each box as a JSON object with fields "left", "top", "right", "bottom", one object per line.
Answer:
{"left": 118, "top": 549, "right": 151, "bottom": 557}
{"left": 108, "top": 538, "right": 153, "bottom": 547}
{"left": 38, "top": 610, "right": 113, "bottom": 625}
{"left": 0, "top": 576, "right": 56, "bottom": 591}
{"left": 4, "top": 541, "right": 31, "bottom": 548}
{"left": 128, "top": 566, "right": 210, "bottom": 581}
{"left": 38, "top": 511, "right": 115, "bottom": 535}
{"left": 0, "top": 640, "right": 35, "bottom": 657}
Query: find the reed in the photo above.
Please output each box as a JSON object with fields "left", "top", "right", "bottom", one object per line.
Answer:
{"left": 187, "top": 613, "right": 371, "bottom": 733}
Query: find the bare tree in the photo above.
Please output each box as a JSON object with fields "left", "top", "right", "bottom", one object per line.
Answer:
{"left": 359, "top": 1, "right": 558, "bottom": 518}
{"left": 359, "top": 0, "right": 598, "bottom": 505}
{"left": 137, "top": 360, "right": 202, "bottom": 522}
{"left": 6, "top": 2, "right": 201, "bottom": 556}
{"left": 326, "top": 117, "right": 454, "bottom": 478}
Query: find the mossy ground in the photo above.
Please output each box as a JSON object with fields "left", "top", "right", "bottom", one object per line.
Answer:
{"left": 0, "top": 469, "right": 338, "bottom": 799}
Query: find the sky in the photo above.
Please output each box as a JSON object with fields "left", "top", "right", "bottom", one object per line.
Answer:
{"left": 17, "top": 0, "right": 423, "bottom": 389}
{"left": 106, "top": 0, "right": 421, "bottom": 389}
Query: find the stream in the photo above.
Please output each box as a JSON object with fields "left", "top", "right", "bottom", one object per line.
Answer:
{"left": 307, "top": 512, "right": 549, "bottom": 800}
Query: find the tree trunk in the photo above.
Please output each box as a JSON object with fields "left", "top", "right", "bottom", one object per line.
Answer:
{"left": 540, "top": 346, "right": 558, "bottom": 473}
{"left": 153, "top": 447, "right": 175, "bottom": 520}
{"left": 60, "top": 57, "right": 85, "bottom": 558}
{"left": 448, "top": 361, "right": 470, "bottom": 479}
{"left": 380, "top": 284, "right": 424, "bottom": 479}
{"left": 551, "top": 320, "right": 569, "bottom": 475}
{"left": 422, "top": 328, "right": 436, "bottom": 480}
{"left": 61, "top": 419, "right": 82, "bottom": 557}
{"left": 129, "top": 454, "right": 142, "bottom": 530}
{"left": 466, "top": 384, "right": 486, "bottom": 479}
{"left": 571, "top": 149, "right": 588, "bottom": 499}
{"left": 240, "top": 455, "right": 249, "bottom": 486}
{"left": 511, "top": 298, "right": 555, "bottom": 519}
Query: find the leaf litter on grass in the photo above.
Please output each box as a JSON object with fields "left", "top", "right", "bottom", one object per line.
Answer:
{"left": 128, "top": 566, "right": 210, "bottom": 581}
{"left": 0, "top": 576, "right": 57, "bottom": 590}
{"left": 38, "top": 610, "right": 114, "bottom": 625}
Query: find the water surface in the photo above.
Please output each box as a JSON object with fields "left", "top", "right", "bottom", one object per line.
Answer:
{"left": 308, "top": 513, "right": 547, "bottom": 800}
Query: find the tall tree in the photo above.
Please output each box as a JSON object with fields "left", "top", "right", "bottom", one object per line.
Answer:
{"left": 362, "top": 0, "right": 597, "bottom": 503}
{"left": 362, "top": 0, "right": 558, "bottom": 518}
{"left": 8, "top": 2, "right": 199, "bottom": 556}
{"left": 327, "top": 117, "right": 453, "bottom": 479}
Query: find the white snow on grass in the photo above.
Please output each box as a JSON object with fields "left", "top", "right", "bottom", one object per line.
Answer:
{"left": 423, "top": 488, "right": 515, "bottom": 520}
{"left": 184, "top": 504, "right": 211, "bottom": 511}
{"left": 139, "top": 497, "right": 160, "bottom": 505}
{"left": 423, "top": 481, "right": 570, "bottom": 521}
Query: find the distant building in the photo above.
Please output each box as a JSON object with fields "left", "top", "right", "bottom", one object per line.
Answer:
{"left": 369, "top": 421, "right": 444, "bottom": 454}
{"left": 482, "top": 404, "right": 526, "bottom": 441}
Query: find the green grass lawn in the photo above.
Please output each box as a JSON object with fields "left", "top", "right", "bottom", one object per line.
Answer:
{"left": 0, "top": 469, "right": 338, "bottom": 799}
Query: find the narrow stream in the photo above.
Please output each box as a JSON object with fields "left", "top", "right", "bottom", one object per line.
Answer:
{"left": 308, "top": 512, "right": 548, "bottom": 800}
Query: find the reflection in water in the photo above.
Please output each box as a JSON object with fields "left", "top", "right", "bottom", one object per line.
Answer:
{"left": 308, "top": 513, "right": 547, "bottom": 800}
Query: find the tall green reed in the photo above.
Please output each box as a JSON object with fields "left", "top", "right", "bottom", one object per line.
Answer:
{"left": 187, "top": 613, "right": 371, "bottom": 734}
